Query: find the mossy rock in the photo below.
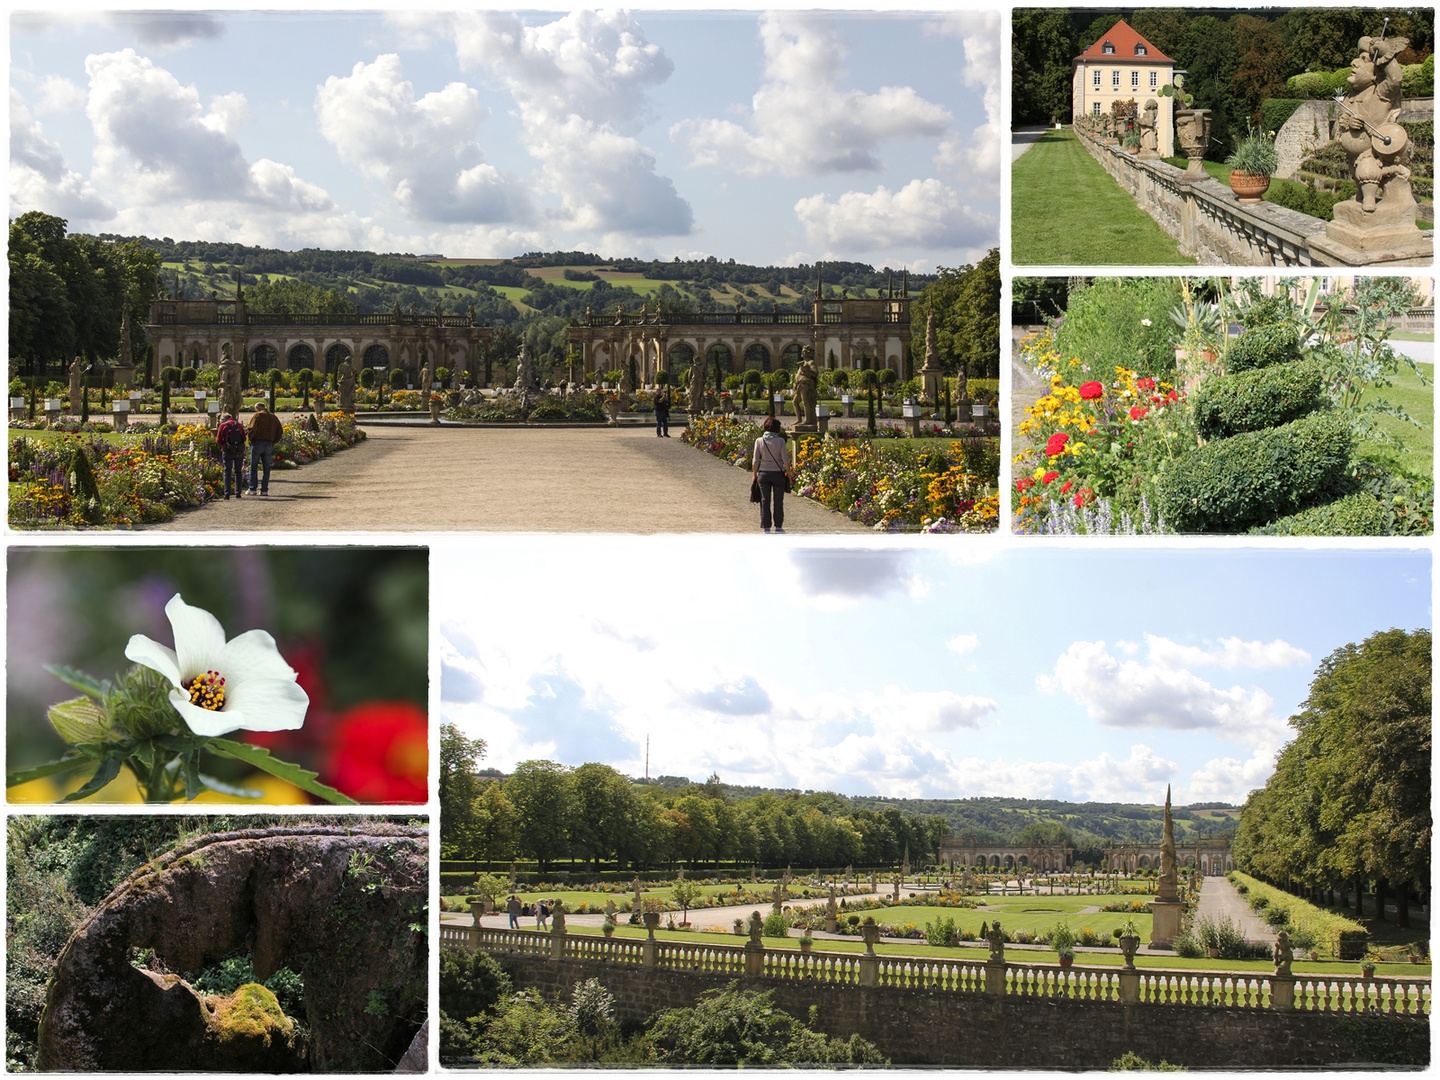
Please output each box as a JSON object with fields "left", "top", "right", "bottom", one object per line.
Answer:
{"left": 208, "top": 983, "right": 293, "bottom": 1046}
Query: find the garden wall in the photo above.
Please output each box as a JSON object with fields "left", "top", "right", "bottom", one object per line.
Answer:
{"left": 499, "top": 954, "right": 1427, "bottom": 1067}
{"left": 1075, "top": 132, "right": 1328, "bottom": 265}
{"left": 1275, "top": 101, "right": 1336, "bottom": 179}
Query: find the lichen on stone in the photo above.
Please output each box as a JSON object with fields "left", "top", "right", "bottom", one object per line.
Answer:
{"left": 209, "top": 983, "right": 294, "bottom": 1047}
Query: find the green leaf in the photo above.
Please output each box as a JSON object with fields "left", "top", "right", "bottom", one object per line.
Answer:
{"left": 197, "top": 774, "right": 265, "bottom": 800}
{"left": 183, "top": 750, "right": 202, "bottom": 801}
{"left": 43, "top": 664, "right": 111, "bottom": 699}
{"left": 6, "top": 755, "right": 91, "bottom": 787}
{"left": 206, "top": 739, "right": 359, "bottom": 805}
{"left": 132, "top": 740, "right": 156, "bottom": 771}
{"left": 60, "top": 758, "right": 122, "bottom": 803}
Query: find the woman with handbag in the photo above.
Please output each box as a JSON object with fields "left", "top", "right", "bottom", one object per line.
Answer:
{"left": 750, "top": 415, "right": 791, "bottom": 533}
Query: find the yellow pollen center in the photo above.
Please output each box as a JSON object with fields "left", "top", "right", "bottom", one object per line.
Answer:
{"left": 185, "top": 670, "right": 227, "bottom": 711}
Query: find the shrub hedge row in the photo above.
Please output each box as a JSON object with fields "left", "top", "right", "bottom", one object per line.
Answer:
{"left": 1229, "top": 872, "right": 1368, "bottom": 959}
{"left": 1226, "top": 324, "right": 1303, "bottom": 373}
{"left": 1157, "top": 410, "right": 1353, "bottom": 533}
{"left": 1249, "top": 492, "right": 1390, "bottom": 536}
{"left": 1193, "top": 360, "right": 1323, "bottom": 439}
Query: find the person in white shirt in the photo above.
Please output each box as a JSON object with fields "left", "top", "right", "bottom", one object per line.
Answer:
{"left": 751, "top": 416, "right": 791, "bottom": 533}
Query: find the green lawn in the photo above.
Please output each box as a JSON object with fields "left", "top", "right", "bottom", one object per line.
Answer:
{"left": 1012, "top": 129, "right": 1191, "bottom": 266}
{"left": 1358, "top": 359, "right": 1433, "bottom": 477}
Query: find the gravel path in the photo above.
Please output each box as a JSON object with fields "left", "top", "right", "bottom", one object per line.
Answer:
{"left": 1194, "top": 875, "right": 1274, "bottom": 942}
{"left": 146, "top": 422, "right": 869, "bottom": 533}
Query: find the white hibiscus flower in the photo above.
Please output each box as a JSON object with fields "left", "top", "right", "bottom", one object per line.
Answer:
{"left": 124, "top": 593, "right": 309, "bottom": 737}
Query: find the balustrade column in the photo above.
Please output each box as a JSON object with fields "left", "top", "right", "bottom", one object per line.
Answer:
{"left": 642, "top": 911, "right": 659, "bottom": 968}
{"left": 859, "top": 923, "right": 880, "bottom": 988}
{"left": 985, "top": 960, "right": 1006, "bottom": 997}
{"left": 550, "top": 902, "right": 567, "bottom": 960}
{"left": 1119, "top": 969, "right": 1140, "bottom": 1004}
{"left": 1270, "top": 975, "right": 1295, "bottom": 1010}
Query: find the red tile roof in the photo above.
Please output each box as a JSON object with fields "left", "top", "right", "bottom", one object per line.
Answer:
{"left": 1075, "top": 21, "right": 1174, "bottom": 64}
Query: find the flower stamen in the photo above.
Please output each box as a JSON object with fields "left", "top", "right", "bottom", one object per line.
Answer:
{"left": 185, "top": 670, "right": 227, "bottom": 711}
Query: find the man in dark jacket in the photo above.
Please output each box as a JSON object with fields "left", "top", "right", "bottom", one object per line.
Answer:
{"left": 247, "top": 402, "right": 285, "bottom": 495}
{"left": 216, "top": 412, "right": 247, "bottom": 498}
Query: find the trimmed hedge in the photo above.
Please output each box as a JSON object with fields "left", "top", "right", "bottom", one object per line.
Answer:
{"left": 1249, "top": 493, "right": 1389, "bottom": 536}
{"left": 1229, "top": 872, "right": 1368, "bottom": 959}
{"left": 1260, "top": 98, "right": 1306, "bottom": 134}
{"left": 1194, "top": 360, "right": 1323, "bottom": 439}
{"left": 1157, "top": 410, "right": 1353, "bottom": 533}
{"left": 1226, "top": 323, "right": 1303, "bottom": 373}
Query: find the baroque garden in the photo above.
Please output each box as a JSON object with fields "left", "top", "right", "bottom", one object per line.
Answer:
{"left": 437, "top": 628, "right": 1430, "bottom": 1069}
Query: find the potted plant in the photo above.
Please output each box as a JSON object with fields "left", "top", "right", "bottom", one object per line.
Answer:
{"left": 602, "top": 915, "right": 616, "bottom": 938}
{"left": 799, "top": 932, "right": 814, "bottom": 954}
{"left": 1051, "top": 922, "right": 1076, "bottom": 968}
{"left": 1118, "top": 919, "right": 1141, "bottom": 969}
{"left": 1123, "top": 131, "right": 1142, "bottom": 155}
{"left": 1361, "top": 961, "right": 1376, "bottom": 980}
{"left": 1226, "top": 123, "right": 1279, "bottom": 203}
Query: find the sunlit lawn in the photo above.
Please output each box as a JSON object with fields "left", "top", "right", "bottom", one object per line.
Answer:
{"left": 1358, "top": 360, "right": 1433, "bottom": 478}
{"left": 1012, "top": 129, "right": 1190, "bottom": 266}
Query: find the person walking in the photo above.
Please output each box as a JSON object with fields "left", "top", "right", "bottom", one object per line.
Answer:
{"left": 506, "top": 894, "right": 521, "bottom": 929}
{"left": 216, "top": 412, "right": 247, "bottom": 499}
{"left": 751, "top": 415, "right": 791, "bottom": 533}
{"left": 655, "top": 388, "right": 670, "bottom": 437}
{"left": 247, "top": 402, "right": 285, "bottom": 496}
{"left": 537, "top": 898, "right": 550, "bottom": 930}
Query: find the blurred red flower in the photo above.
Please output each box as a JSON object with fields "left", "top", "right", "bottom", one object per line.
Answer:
{"left": 327, "top": 702, "right": 428, "bottom": 803}
{"left": 1042, "top": 471, "right": 1059, "bottom": 484}
{"left": 1129, "top": 406, "right": 1149, "bottom": 421}
{"left": 1079, "top": 381, "right": 1103, "bottom": 400}
{"left": 1045, "top": 433, "right": 1069, "bottom": 456}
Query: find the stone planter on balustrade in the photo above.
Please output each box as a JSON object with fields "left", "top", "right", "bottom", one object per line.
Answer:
{"left": 1230, "top": 171, "right": 1271, "bottom": 204}
{"left": 1175, "top": 108, "right": 1212, "bottom": 182}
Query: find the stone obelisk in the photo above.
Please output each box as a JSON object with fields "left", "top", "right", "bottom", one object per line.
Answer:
{"left": 1149, "top": 785, "right": 1184, "bottom": 948}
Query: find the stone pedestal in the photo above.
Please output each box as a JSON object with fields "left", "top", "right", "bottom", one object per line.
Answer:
{"left": 112, "top": 402, "right": 129, "bottom": 432}
{"left": 825, "top": 914, "right": 837, "bottom": 934}
{"left": 1270, "top": 975, "right": 1295, "bottom": 1010}
{"left": 984, "top": 960, "right": 1007, "bottom": 997}
{"left": 1149, "top": 898, "right": 1184, "bottom": 947}
{"left": 1310, "top": 193, "right": 1433, "bottom": 265}
{"left": 1119, "top": 969, "right": 1140, "bottom": 1003}
{"left": 11, "top": 397, "right": 27, "bottom": 422}
{"left": 842, "top": 396, "right": 854, "bottom": 418}
{"left": 113, "top": 364, "right": 135, "bottom": 389}
{"left": 45, "top": 399, "right": 62, "bottom": 425}
{"left": 743, "top": 940, "right": 764, "bottom": 977}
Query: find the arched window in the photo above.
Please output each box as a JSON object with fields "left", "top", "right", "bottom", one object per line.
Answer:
{"left": 287, "top": 344, "right": 315, "bottom": 371}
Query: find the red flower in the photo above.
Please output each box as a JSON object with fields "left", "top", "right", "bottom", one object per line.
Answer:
{"left": 1042, "top": 471, "right": 1059, "bottom": 484}
{"left": 1060, "top": 480, "right": 1073, "bottom": 494}
{"left": 1073, "top": 486, "right": 1094, "bottom": 508}
{"left": 1129, "top": 406, "right": 1149, "bottom": 421}
{"left": 1045, "top": 432, "right": 1070, "bottom": 456}
{"left": 1167, "top": 390, "right": 1179, "bottom": 402}
{"left": 1136, "top": 377, "right": 1156, "bottom": 391}
{"left": 1015, "top": 477, "right": 1035, "bottom": 492}
{"left": 326, "top": 701, "right": 428, "bottom": 803}
{"left": 1079, "top": 381, "right": 1104, "bottom": 400}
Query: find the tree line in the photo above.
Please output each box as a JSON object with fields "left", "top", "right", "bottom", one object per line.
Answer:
{"left": 1232, "top": 629, "right": 1430, "bottom": 927}
{"left": 1013, "top": 7, "right": 1435, "bottom": 157}
{"left": 9, "top": 212, "right": 160, "bottom": 376}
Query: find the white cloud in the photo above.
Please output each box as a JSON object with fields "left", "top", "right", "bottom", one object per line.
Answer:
{"left": 671, "top": 12, "right": 950, "bottom": 177}
{"left": 1068, "top": 743, "right": 1176, "bottom": 803}
{"left": 794, "top": 178, "right": 996, "bottom": 256}
{"left": 1145, "top": 634, "right": 1311, "bottom": 671}
{"left": 117, "top": 12, "right": 226, "bottom": 50}
{"left": 925, "top": 12, "right": 1001, "bottom": 180}
{"left": 85, "top": 49, "right": 334, "bottom": 214}
{"left": 946, "top": 633, "right": 979, "bottom": 655}
{"left": 35, "top": 76, "right": 85, "bottom": 114}
{"left": 315, "top": 54, "right": 532, "bottom": 225}
{"left": 447, "top": 10, "right": 692, "bottom": 237}
{"left": 10, "top": 88, "right": 114, "bottom": 220}
{"left": 1183, "top": 745, "right": 1283, "bottom": 804}
{"left": 1038, "top": 639, "right": 1281, "bottom": 744}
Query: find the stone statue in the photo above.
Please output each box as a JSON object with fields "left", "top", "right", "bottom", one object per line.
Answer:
{"left": 1157, "top": 786, "right": 1179, "bottom": 901}
{"left": 418, "top": 365, "right": 432, "bottom": 394}
{"left": 771, "top": 882, "right": 784, "bottom": 914}
{"left": 68, "top": 357, "right": 83, "bottom": 414}
{"left": 115, "top": 308, "right": 135, "bottom": 387}
{"left": 920, "top": 307, "right": 945, "bottom": 404}
{"left": 337, "top": 359, "right": 356, "bottom": 414}
{"left": 1312, "top": 33, "right": 1429, "bottom": 263}
{"left": 793, "top": 351, "right": 818, "bottom": 431}
{"left": 1138, "top": 99, "right": 1160, "bottom": 159}
{"left": 1273, "top": 930, "right": 1293, "bottom": 977}
{"left": 434, "top": 300, "right": 444, "bottom": 323}
{"left": 633, "top": 877, "right": 642, "bottom": 905}
{"left": 466, "top": 302, "right": 477, "bottom": 326}
{"left": 550, "top": 900, "right": 566, "bottom": 934}
{"left": 687, "top": 355, "right": 706, "bottom": 414}
{"left": 986, "top": 920, "right": 1005, "bottom": 962}
{"left": 513, "top": 340, "right": 536, "bottom": 391}
{"left": 747, "top": 911, "right": 764, "bottom": 945}
{"left": 218, "top": 343, "right": 243, "bottom": 418}
{"left": 620, "top": 356, "right": 636, "bottom": 394}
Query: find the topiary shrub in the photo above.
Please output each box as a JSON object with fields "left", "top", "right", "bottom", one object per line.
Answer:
{"left": 1249, "top": 492, "right": 1389, "bottom": 536}
{"left": 1226, "top": 324, "right": 1302, "bottom": 373}
{"left": 389, "top": 368, "right": 408, "bottom": 389}
{"left": 1193, "top": 360, "right": 1323, "bottom": 439}
{"left": 1158, "top": 410, "right": 1353, "bottom": 533}
{"left": 1260, "top": 98, "right": 1307, "bottom": 134}
{"left": 762, "top": 912, "right": 790, "bottom": 938}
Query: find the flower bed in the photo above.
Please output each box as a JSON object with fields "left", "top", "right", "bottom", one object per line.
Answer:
{"left": 9, "top": 414, "right": 364, "bottom": 529}
{"left": 682, "top": 416, "right": 999, "bottom": 533}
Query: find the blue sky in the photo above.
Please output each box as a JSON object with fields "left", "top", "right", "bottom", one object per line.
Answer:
{"left": 10, "top": 8, "right": 999, "bottom": 269}
{"left": 439, "top": 540, "right": 1431, "bottom": 807}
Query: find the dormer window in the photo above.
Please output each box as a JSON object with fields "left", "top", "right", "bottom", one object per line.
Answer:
{"left": 1101, "top": 40, "right": 1115, "bottom": 54}
{"left": 1134, "top": 44, "right": 1148, "bottom": 56}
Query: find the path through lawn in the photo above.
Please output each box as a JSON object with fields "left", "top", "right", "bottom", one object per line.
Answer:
{"left": 1012, "top": 128, "right": 1191, "bottom": 266}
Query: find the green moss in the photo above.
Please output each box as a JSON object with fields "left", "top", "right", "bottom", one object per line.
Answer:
{"left": 210, "top": 983, "right": 292, "bottom": 1046}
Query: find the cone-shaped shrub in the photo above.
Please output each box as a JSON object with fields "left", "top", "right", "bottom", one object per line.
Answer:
{"left": 1193, "top": 360, "right": 1324, "bottom": 439}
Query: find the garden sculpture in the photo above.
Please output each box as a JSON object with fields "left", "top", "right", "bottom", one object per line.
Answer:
{"left": 1138, "top": 99, "right": 1160, "bottom": 159}
{"left": 748, "top": 911, "right": 764, "bottom": 944}
{"left": 986, "top": 920, "right": 1005, "bottom": 962}
{"left": 1273, "top": 930, "right": 1293, "bottom": 976}
{"left": 337, "top": 358, "right": 356, "bottom": 414}
{"left": 68, "top": 357, "right": 83, "bottom": 414}
{"left": 218, "top": 344, "right": 243, "bottom": 418}
{"left": 688, "top": 355, "right": 706, "bottom": 415}
{"left": 793, "top": 353, "right": 819, "bottom": 431}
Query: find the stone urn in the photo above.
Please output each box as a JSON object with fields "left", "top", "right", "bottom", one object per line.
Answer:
{"left": 1229, "top": 171, "right": 1271, "bottom": 204}
{"left": 1208, "top": 946, "right": 1221, "bottom": 959}
{"left": 603, "top": 397, "right": 622, "bottom": 424}
{"left": 860, "top": 922, "right": 881, "bottom": 954}
{"left": 1175, "top": 108, "right": 1212, "bottom": 182}
{"left": 800, "top": 939, "right": 813, "bottom": 954}
{"left": 1119, "top": 933, "right": 1141, "bottom": 968}
{"left": 643, "top": 911, "right": 660, "bottom": 938}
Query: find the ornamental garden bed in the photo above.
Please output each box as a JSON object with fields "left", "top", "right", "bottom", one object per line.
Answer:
{"left": 683, "top": 416, "right": 999, "bottom": 533}
{"left": 8, "top": 414, "right": 364, "bottom": 529}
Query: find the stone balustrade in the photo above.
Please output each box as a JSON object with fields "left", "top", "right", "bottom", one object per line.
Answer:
{"left": 445, "top": 923, "right": 1431, "bottom": 1015}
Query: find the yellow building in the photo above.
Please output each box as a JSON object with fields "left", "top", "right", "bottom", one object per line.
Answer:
{"left": 1071, "top": 20, "right": 1175, "bottom": 157}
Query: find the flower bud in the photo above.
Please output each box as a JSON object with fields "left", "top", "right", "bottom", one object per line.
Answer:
{"left": 48, "top": 697, "right": 111, "bottom": 745}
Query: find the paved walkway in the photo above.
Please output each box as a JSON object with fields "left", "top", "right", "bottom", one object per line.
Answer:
{"left": 147, "top": 423, "right": 869, "bottom": 533}
{"left": 1194, "top": 875, "right": 1274, "bottom": 942}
